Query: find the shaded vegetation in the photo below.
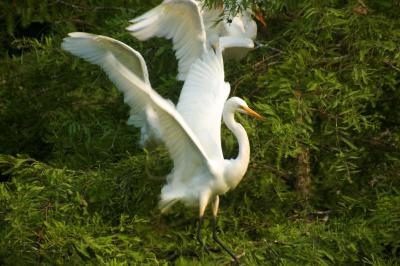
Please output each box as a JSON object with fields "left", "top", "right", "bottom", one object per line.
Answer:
{"left": 1, "top": 0, "right": 399, "bottom": 264}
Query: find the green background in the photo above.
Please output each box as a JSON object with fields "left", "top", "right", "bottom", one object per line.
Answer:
{"left": 0, "top": 0, "right": 399, "bottom": 265}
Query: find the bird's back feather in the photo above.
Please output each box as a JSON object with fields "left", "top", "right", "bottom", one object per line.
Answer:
{"left": 177, "top": 47, "right": 229, "bottom": 161}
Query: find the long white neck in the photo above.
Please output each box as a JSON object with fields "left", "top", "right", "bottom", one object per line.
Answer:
{"left": 222, "top": 109, "right": 250, "bottom": 189}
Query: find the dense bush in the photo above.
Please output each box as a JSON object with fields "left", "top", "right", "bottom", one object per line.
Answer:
{"left": 1, "top": 0, "right": 399, "bottom": 264}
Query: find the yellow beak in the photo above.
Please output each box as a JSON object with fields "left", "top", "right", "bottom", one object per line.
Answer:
{"left": 254, "top": 9, "right": 267, "bottom": 29}
{"left": 242, "top": 106, "right": 266, "bottom": 121}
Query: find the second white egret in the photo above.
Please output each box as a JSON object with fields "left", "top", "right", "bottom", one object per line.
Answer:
{"left": 127, "top": 0, "right": 257, "bottom": 80}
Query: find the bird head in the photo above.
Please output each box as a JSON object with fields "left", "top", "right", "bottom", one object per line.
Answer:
{"left": 227, "top": 97, "right": 265, "bottom": 120}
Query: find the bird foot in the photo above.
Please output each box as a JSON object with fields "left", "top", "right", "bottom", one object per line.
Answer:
{"left": 230, "top": 250, "right": 245, "bottom": 263}
{"left": 221, "top": 251, "right": 245, "bottom": 265}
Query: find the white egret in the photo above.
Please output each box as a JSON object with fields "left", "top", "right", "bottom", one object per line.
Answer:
{"left": 61, "top": 32, "right": 264, "bottom": 262}
{"left": 126, "top": 0, "right": 257, "bottom": 80}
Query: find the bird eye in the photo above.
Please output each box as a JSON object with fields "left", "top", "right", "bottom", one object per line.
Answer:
{"left": 238, "top": 106, "right": 247, "bottom": 113}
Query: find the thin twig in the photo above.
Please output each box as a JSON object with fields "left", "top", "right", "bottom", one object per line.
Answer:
{"left": 253, "top": 53, "right": 282, "bottom": 68}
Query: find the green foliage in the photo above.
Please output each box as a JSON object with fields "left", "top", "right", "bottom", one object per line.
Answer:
{"left": 1, "top": 0, "right": 400, "bottom": 265}
{"left": 0, "top": 155, "right": 162, "bottom": 265}
{"left": 253, "top": 0, "right": 400, "bottom": 203}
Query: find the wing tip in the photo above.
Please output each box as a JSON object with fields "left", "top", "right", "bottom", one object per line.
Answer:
{"left": 66, "top": 32, "right": 94, "bottom": 38}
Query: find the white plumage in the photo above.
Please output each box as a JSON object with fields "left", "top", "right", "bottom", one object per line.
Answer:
{"left": 61, "top": 32, "right": 263, "bottom": 262}
{"left": 127, "top": 0, "right": 257, "bottom": 80}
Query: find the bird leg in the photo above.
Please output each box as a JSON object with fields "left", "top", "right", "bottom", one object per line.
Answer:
{"left": 197, "top": 192, "right": 210, "bottom": 251}
{"left": 197, "top": 216, "right": 215, "bottom": 253}
{"left": 196, "top": 215, "right": 206, "bottom": 248}
{"left": 211, "top": 196, "right": 239, "bottom": 263}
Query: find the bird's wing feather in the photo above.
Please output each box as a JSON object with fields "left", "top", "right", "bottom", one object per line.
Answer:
{"left": 62, "top": 32, "right": 150, "bottom": 85}
{"left": 62, "top": 32, "right": 212, "bottom": 174}
{"left": 127, "top": 0, "right": 207, "bottom": 80}
{"left": 62, "top": 32, "right": 155, "bottom": 137}
{"left": 177, "top": 48, "right": 230, "bottom": 160}
{"left": 219, "top": 36, "right": 254, "bottom": 50}
{"left": 219, "top": 36, "right": 254, "bottom": 60}
{"left": 200, "top": 4, "right": 224, "bottom": 44}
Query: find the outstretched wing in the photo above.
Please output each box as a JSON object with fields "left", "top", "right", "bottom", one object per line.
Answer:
{"left": 62, "top": 32, "right": 150, "bottom": 85}
{"left": 62, "top": 32, "right": 212, "bottom": 177}
{"left": 177, "top": 47, "right": 230, "bottom": 161}
{"left": 61, "top": 32, "right": 153, "bottom": 135}
{"left": 127, "top": 0, "right": 207, "bottom": 81}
